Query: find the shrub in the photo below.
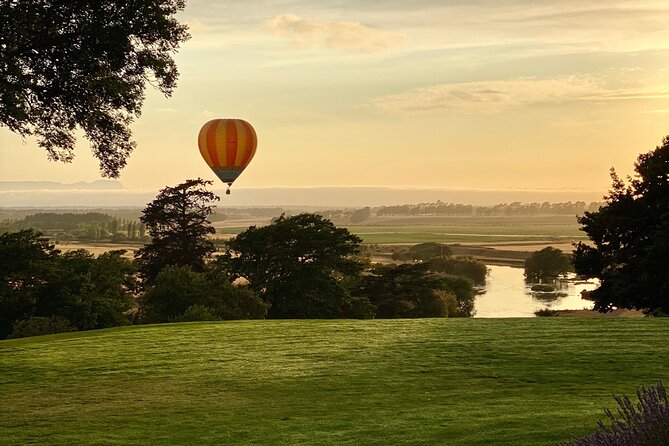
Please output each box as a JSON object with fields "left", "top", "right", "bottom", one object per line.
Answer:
{"left": 531, "top": 284, "right": 557, "bottom": 292}
{"left": 392, "top": 242, "right": 453, "bottom": 261}
{"left": 171, "top": 305, "right": 221, "bottom": 322}
{"left": 561, "top": 382, "right": 669, "bottom": 446}
{"left": 8, "top": 316, "right": 77, "bottom": 339}
{"left": 534, "top": 308, "right": 560, "bottom": 317}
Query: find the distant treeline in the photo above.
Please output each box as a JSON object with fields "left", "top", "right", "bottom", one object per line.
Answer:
{"left": 376, "top": 201, "right": 603, "bottom": 217}
{"left": 1, "top": 212, "right": 147, "bottom": 242}
{"left": 210, "top": 207, "right": 285, "bottom": 221}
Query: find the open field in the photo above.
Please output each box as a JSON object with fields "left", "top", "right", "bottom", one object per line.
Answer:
{"left": 56, "top": 241, "right": 142, "bottom": 257}
{"left": 213, "top": 215, "right": 586, "bottom": 245}
{"left": 1, "top": 319, "right": 667, "bottom": 445}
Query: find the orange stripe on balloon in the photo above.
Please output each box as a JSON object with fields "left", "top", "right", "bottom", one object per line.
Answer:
{"left": 198, "top": 120, "right": 215, "bottom": 166}
{"left": 240, "top": 120, "right": 257, "bottom": 166}
{"left": 226, "top": 119, "right": 238, "bottom": 166}
{"left": 234, "top": 120, "right": 248, "bottom": 166}
{"left": 206, "top": 120, "right": 221, "bottom": 166}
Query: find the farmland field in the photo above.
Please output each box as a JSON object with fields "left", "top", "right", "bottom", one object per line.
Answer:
{"left": 213, "top": 215, "right": 586, "bottom": 245}
{"left": 1, "top": 319, "right": 667, "bottom": 445}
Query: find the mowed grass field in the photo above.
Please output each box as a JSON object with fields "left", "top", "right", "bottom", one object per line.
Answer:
{"left": 213, "top": 215, "right": 586, "bottom": 244}
{"left": 2, "top": 319, "right": 668, "bottom": 445}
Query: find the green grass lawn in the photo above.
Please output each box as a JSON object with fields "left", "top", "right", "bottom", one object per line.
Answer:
{"left": 1, "top": 319, "right": 667, "bottom": 445}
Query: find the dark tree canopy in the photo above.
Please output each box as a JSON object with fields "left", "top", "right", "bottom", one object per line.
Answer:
{"left": 139, "top": 266, "right": 268, "bottom": 323}
{"left": 0, "top": 0, "right": 189, "bottom": 176}
{"left": 524, "top": 246, "right": 572, "bottom": 282}
{"left": 391, "top": 242, "right": 453, "bottom": 261}
{"left": 574, "top": 136, "right": 669, "bottom": 314}
{"left": 135, "top": 179, "right": 219, "bottom": 283}
{"left": 221, "top": 213, "right": 365, "bottom": 318}
{"left": 0, "top": 229, "right": 135, "bottom": 339}
{"left": 353, "top": 263, "right": 475, "bottom": 318}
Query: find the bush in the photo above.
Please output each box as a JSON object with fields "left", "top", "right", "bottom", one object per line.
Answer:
{"left": 171, "top": 305, "right": 221, "bottom": 322}
{"left": 531, "top": 284, "right": 557, "bottom": 292}
{"left": 392, "top": 242, "right": 453, "bottom": 261}
{"left": 534, "top": 308, "right": 560, "bottom": 317}
{"left": 561, "top": 382, "right": 668, "bottom": 446}
{"left": 8, "top": 316, "right": 77, "bottom": 339}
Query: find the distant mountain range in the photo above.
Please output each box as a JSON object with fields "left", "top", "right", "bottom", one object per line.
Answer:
{"left": 0, "top": 180, "right": 124, "bottom": 191}
{"left": 0, "top": 182, "right": 607, "bottom": 207}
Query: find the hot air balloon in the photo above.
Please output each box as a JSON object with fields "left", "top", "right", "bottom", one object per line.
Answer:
{"left": 198, "top": 118, "right": 257, "bottom": 194}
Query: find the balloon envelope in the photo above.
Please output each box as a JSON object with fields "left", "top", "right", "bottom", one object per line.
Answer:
{"left": 198, "top": 118, "right": 257, "bottom": 187}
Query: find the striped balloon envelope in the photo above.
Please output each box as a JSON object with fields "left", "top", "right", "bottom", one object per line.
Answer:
{"left": 198, "top": 118, "right": 257, "bottom": 194}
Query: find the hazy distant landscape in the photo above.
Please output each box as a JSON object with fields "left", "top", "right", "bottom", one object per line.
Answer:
{"left": 0, "top": 180, "right": 606, "bottom": 207}
{"left": 2, "top": 1, "right": 668, "bottom": 445}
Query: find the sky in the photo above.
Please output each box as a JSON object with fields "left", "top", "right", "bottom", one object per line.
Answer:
{"left": 2, "top": 0, "right": 669, "bottom": 201}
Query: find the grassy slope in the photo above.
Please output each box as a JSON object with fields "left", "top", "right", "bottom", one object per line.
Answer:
{"left": 1, "top": 319, "right": 668, "bottom": 445}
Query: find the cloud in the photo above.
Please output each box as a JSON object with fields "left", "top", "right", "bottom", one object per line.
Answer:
{"left": 370, "top": 77, "right": 669, "bottom": 113}
{"left": 264, "top": 14, "right": 406, "bottom": 53}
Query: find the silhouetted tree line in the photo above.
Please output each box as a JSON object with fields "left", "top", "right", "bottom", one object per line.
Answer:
{"left": 211, "top": 207, "right": 286, "bottom": 221}
{"left": 377, "top": 201, "right": 603, "bottom": 217}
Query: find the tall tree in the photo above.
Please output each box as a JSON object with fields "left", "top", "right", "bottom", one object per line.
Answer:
{"left": 220, "top": 213, "right": 366, "bottom": 318}
{"left": 135, "top": 179, "right": 220, "bottom": 284}
{"left": 0, "top": 0, "right": 189, "bottom": 177}
{"left": 573, "top": 136, "right": 669, "bottom": 314}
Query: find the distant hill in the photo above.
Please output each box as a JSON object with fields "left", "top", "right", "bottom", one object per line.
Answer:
{"left": 0, "top": 184, "right": 606, "bottom": 207}
{"left": 0, "top": 180, "right": 124, "bottom": 191}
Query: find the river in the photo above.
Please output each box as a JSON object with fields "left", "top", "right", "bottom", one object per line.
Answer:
{"left": 474, "top": 265, "right": 599, "bottom": 318}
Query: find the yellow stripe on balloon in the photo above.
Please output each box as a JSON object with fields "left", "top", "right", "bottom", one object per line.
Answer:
{"left": 214, "top": 119, "right": 228, "bottom": 166}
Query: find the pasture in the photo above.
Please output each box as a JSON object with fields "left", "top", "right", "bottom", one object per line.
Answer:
{"left": 213, "top": 215, "right": 586, "bottom": 245}
{"left": 2, "top": 318, "right": 667, "bottom": 445}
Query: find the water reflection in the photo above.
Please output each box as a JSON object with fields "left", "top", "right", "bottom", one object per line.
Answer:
{"left": 474, "top": 265, "right": 599, "bottom": 318}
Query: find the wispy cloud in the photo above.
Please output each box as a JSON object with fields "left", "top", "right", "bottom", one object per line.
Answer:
{"left": 264, "top": 14, "right": 407, "bottom": 53}
{"left": 370, "top": 77, "right": 669, "bottom": 113}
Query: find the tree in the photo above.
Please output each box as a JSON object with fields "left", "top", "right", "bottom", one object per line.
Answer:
{"left": 0, "top": 0, "right": 189, "bottom": 177}
{"left": 220, "top": 213, "right": 366, "bottom": 318}
{"left": 36, "top": 249, "right": 135, "bottom": 330}
{"left": 573, "top": 136, "right": 669, "bottom": 314}
{"left": 0, "top": 230, "right": 135, "bottom": 339}
{"left": 524, "top": 247, "right": 572, "bottom": 282}
{"left": 139, "top": 265, "right": 268, "bottom": 323}
{"left": 135, "top": 179, "right": 220, "bottom": 283}
{"left": 350, "top": 207, "right": 371, "bottom": 223}
{"left": 353, "top": 263, "right": 475, "bottom": 318}
{"left": 0, "top": 229, "right": 60, "bottom": 338}
{"left": 428, "top": 256, "right": 488, "bottom": 285}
